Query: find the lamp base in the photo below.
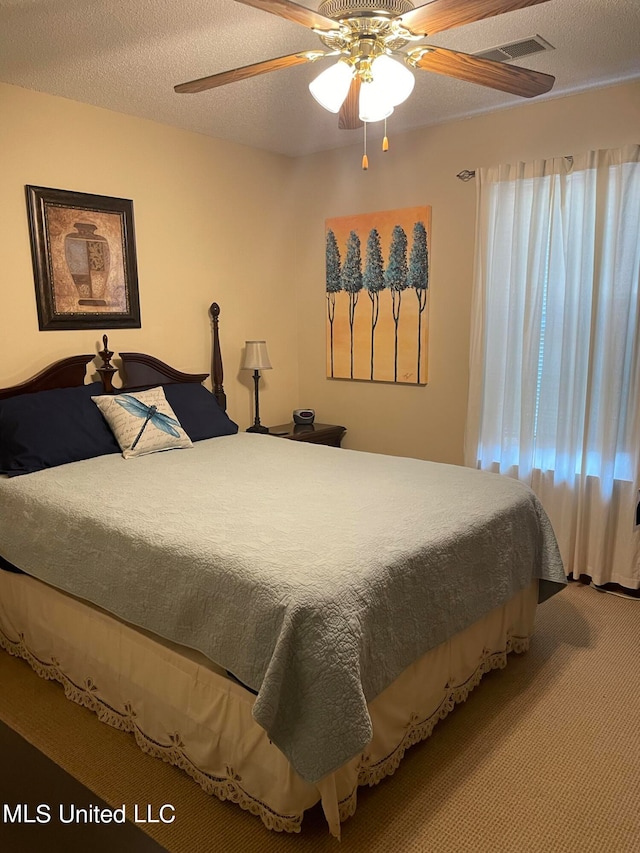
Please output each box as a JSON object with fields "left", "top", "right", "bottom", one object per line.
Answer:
{"left": 246, "top": 424, "right": 269, "bottom": 434}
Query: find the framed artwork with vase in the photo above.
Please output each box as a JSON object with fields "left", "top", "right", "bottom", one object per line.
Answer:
{"left": 26, "top": 185, "right": 141, "bottom": 330}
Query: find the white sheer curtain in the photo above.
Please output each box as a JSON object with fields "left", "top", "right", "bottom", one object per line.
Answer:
{"left": 465, "top": 145, "right": 640, "bottom": 590}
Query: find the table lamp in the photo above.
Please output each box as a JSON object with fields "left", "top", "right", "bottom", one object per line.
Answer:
{"left": 241, "top": 340, "right": 272, "bottom": 434}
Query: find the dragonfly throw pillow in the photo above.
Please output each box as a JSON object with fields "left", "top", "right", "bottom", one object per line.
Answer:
{"left": 92, "top": 387, "right": 192, "bottom": 458}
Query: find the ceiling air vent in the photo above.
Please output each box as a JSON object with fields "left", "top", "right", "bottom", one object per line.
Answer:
{"left": 474, "top": 35, "right": 555, "bottom": 63}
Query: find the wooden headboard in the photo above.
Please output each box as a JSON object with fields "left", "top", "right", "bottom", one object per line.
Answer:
{"left": 0, "top": 302, "right": 227, "bottom": 411}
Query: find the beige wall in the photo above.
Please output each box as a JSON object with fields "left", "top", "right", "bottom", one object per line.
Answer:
{"left": 2, "top": 80, "right": 639, "bottom": 457}
{"left": 0, "top": 82, "right": 299, "bottom": 429}
{"left": 291, "top": 80, "right": 640, "bottom": 464}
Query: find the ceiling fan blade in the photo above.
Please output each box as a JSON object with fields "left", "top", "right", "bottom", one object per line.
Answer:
{"left": 175, "top": 52, "right": 316, "bottom": 94}
{"left": 412, "top": 46, "right": 555, "bottom": 97}
{"left": 234, "top": 0, "right": 341, "bottom": 31}
{"left": 338, "top": 77, "right": 363, "bottom": 130}
{"left": 400, "top": 0, "right": 552, "bottom": 37}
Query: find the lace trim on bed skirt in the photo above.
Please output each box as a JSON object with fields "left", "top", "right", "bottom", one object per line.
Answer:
{"left": 0, "top": 626, "right": 528, "bottom": 834}
{"left": 0, "top": 628, "right": 302, "bottom": 834}
{"left": 337, "top": 635, "right": 530, "bottom": 822}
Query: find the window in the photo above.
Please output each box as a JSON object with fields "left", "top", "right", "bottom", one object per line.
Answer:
{"left": 465, "top": 146, "right": 640, "bottom": 588}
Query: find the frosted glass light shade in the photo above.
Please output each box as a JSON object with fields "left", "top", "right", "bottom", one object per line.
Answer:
{"left": 371, "top": 54, "right": 415, "bottom": 106}
{"left": 309, "top": 60, "right": 355, "bottom": 113}
{"left": 359, "top": 79, "right": 394, "bottom": 123}
{"left": 242, "top": 341, "right": 272, "bottom": 371}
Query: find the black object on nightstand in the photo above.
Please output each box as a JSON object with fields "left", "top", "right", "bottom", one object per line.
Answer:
{"left": 293, "top": 408, "right": 315, "bottom": 425}
{"left": 269, "top": 422, "right": 346, "bottom": 447}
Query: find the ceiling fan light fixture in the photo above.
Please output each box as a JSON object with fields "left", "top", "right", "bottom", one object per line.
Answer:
{"left": 176, "top": 0, "right": 557, "bottom": 140}
{"left": 371, "top": 54, "right": 415, "bottom": 106}
{"left": 309, "top": 60, "right": 354, "bottom": 113}
{"left": 359, "top": 78, "right": 394, "bottom": 123}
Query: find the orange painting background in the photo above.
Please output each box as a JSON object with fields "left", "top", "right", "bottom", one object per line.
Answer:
{"left": 326, "top": 206, "right": 431, "bottom": 384}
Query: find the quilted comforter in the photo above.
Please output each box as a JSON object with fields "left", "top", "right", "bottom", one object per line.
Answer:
{"left": 0, "top": 433, "right": 565, "bottom": 782}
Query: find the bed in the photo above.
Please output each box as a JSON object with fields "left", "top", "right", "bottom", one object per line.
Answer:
{"left": 0, "top": 303, "right": 566, "bottom": 836}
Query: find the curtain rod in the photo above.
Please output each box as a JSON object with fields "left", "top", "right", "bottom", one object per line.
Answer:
{"left": 457, "top": 156, "right": 574, "bottom": 182}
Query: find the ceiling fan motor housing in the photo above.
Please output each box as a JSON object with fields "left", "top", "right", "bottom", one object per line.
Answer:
{"left": 317, "top": 1, "right": 416, "bottom": 54}
{"left": 318, "top": 0, "right": 415, "bottom": 20}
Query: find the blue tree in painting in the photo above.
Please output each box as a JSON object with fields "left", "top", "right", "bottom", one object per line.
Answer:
{"left": 341, "top": 230, "right": 363, "bottom": 379}
{"left": 363, "top": 228, "right": 385, "bottom": 381}
{"left": 407, "top": 221, "right": 429, "bottom": 383}
{"left": 384, "top": 225, "right": 408, "bottom": 382}
{"left": 325, "top": 228, "right": 342, "bottom": 378}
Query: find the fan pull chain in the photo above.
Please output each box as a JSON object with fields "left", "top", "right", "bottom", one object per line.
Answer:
{"left": 382, "top": 117, "right": 389, "bottom": 152}
{"left": 362, "top": 121, "right": 369, "bottom": 170}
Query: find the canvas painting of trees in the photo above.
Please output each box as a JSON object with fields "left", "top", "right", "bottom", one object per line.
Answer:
{"left": 326, "top": 206, "right": 430, "bottom": 384}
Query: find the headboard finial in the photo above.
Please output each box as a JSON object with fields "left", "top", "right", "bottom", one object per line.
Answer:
{"left": 97, "top": 334, "right": 117, "bottom": 393}
{"left": 100, "top": 335, "right": 113, "bottom": 362}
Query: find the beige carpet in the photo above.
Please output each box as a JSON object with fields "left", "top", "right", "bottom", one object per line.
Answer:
{"left": 0, "top": 582, "right": 638, "bottom": 853}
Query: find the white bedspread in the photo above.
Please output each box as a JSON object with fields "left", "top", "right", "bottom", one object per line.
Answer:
{"left": 0, "top": 434, "right": 565, "bottom": 782}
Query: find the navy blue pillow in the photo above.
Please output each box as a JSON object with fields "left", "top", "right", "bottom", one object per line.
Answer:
{"left": 162, "top": 383, "right": 238, "bottom": 442}
{"left": 0, "top": 382, "right": 120, "bottom": 477}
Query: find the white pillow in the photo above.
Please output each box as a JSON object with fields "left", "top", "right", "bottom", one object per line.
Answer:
{"left": 92, "top": 387, "right": 192, "bottom": 458}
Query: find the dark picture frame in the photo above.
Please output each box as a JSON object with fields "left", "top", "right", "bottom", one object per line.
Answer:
{"left": 26, "top": 185, "right": 141, "bottom": 331}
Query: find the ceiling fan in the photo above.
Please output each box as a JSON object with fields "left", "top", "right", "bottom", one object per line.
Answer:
{"left": 175, "top": 0, "right": 556, "bottom": 131}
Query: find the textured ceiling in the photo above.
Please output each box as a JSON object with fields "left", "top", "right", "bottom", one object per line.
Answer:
{"left": 1, "top": 0, "right": 639, "bottom": 157}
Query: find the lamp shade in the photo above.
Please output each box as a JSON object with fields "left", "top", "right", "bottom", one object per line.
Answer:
{"left": 358, "top": 54, "right": 415, "bottom": 122}
{"left": 242, "top": 341, "right": 272, "bottom": 371}
{"left": 359, "top": 79, "right": 394, "bottom": 123}
{"left": 309, "top": 60, "right": 354, "bottom": 113}
{"left": 371, "top": 54, "right": 415, "bottom": 106}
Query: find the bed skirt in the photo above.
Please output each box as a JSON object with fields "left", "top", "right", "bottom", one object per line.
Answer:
{"left": 0, "top": 571, "right": 538, "bottom": 837}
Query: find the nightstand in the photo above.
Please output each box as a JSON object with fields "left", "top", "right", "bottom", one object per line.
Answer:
{"left": 268, "top": 422, "right": 346, "bottom": 447}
